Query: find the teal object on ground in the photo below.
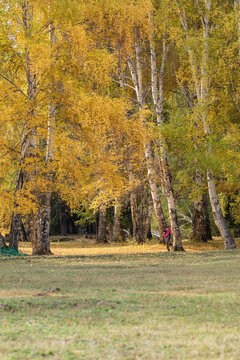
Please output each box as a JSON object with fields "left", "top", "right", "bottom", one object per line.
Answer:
{"left": 0, "top": 247, "right": 28, "bottom": 257}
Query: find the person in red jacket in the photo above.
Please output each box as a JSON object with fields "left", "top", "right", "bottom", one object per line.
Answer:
{"left": 163, "top": 226, "right": 171, "bottom": 251}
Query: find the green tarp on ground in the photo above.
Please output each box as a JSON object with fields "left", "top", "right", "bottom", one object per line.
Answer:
{"left": 0, "top": 247, "right": 28, "bottom": 257}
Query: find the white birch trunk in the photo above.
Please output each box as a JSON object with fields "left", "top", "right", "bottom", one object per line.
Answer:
{"left": 127, "top": 31, "right": 166, "bottom": 239}
{"left": 144, "top": 142, "right": 167, "bottom": 237}
{"left": 37, "top": 21, "right": 57, "bottom": 255}
{"left": 150, "top": 40, "right": 184, "bottom": 250}
{"left": 176, "top": 0, "right": 236, "bottom": 249}
{"left": 207, "top": 171, "right": 235, "bottom": 248}
{"left": 9, "top": 1, "right": 37, "bottom": 251}
{"left": 201, "top": 1, "right": 235, "bottom": 249}
{"left": 10, "top": 2, "right": 54, "bottom": 254}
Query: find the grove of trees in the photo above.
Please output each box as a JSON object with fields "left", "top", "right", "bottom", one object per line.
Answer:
{"left": 0, "top": 0, "right": 240, "bottom": 254}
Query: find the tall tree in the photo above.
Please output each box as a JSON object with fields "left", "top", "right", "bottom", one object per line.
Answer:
{"left": 149, "top": 5, "right": 183, "bottom": 250}
{"left": 172, "top": 0, "right": 236, "bottom": 249}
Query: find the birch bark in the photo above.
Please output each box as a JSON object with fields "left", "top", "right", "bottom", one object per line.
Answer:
{"left": 36, "top": 21, "right": 57, "bottom": 255}
{"left": 127, "top": 31, "right": 166, "bottom": 240}
{"left": 175, "top": 76, "right": 212, "bottom": 242}
{"left": 9, "top": 2, "right": 54, "bottom": 254}
{"left": 150, "top": 39, "right": 184, "bottom": 250}
{"left": 175, "top": 0, "right": 236, "bottom": 249}
{"left": 202, "top": 1, "right": 235, "bottom": 249}
{"left": 203, "top": 193, "right": 212, "bottom": 240}
{"left": 9, "top": 1, "right": 37, "bottom": 251}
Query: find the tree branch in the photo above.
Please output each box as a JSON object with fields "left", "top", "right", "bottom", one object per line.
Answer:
{"left": 0, "top": 73, "right": 27, "bottom": 98}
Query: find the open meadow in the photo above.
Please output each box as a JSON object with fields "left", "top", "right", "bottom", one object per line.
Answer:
{"left": 1, "top": 240, "right": 240, "bottom": 359}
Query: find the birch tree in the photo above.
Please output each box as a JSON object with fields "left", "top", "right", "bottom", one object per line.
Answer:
{"left": 149, "top": 6, "right": 184, "bottom": 250}
{"left": 0, "top": 0, "right": 59, "bottom": 253}
{"left": 172, "top": 0, "right": 236, "bottom": 249}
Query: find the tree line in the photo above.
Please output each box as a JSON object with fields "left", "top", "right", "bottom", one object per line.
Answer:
{"left": 0, "top": 0, "right": 240, "bottom": 254}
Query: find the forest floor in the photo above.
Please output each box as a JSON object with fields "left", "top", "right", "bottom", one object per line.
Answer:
{"left": 18, "top": 235, "right": 240, "bottom": 256}
{"left": 0, "top": 248, "right": 240, "bottom": 359}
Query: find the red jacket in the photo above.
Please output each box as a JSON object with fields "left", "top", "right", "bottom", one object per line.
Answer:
{"left": 163, "top": 228, "right": 171, "bottom": 238}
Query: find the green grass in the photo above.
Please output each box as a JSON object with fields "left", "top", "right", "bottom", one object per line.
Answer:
{"left": 0, "top": 251, "right": 240, "bottom": 359}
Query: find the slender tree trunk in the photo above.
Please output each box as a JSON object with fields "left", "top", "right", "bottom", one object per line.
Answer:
{"left": 129, "top": 190, "right": 139, "bottom": 242}
{"left": 176, "top": 0, "right": 236, "bottom": 249}
{"left": 30, "top": 159, "right": 53, "bottom": 254}
{"left": 201, "top": 3, "right": 235, "bottom": 249}
{"left": 9, "top": 125, "right": 37, "bottom": 250}
{"left": 161, "top": 150, "right": 183, "bottom": 250}
{"left": 38, "top": 194, "right": 52, "bottom": 254}
{"left": 9, "top": 1, "right": 50, "bottom": 253}
{"left": 36, "top": 22, "right": 56, "bottom": 255}
{"left": 98, "top": 206, "right": 107, "bottom": 243}
{"left": 207, "top": 171, "right": 235, "bottom": 249}
{"left": 9, "top": 123, "right": 34, "bottom": 250}
{"left": 113, "top": 204, "right": 121, "bottom": 241}
{"left": 150, "top": 40, "right": 184, "bottom": 251}
{"left": 144, "top": 193, "right": 154, "bottom": 239}
{"left": 203, "top": 193, "right": 212, "bottom": 240}
{"left": 144, "top": 143, "right": 167, "bottom": 237}
{"left": 39, "top": 109, "right": 55, "bottom": 250}
{"left": 127, "top": 32, "right": 166, "bottom": 240}
{"left": 37, "top": 99, "right": 55, "bottom": 253}
{"left": 95, "top": 212, "right": 99, "bottom": 242}
{"left": 136, "top": 188, "right": 147, "bottom": 244}
{"left": 0, "top": 233, "right": 7, "bottom": 249}
{"left": 29, "top": 20, "right": 56, "bottom": 255}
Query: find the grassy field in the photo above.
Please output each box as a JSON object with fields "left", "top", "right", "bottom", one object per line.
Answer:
{"left": 0, "top": 246, "right": 240, "bottom": 359}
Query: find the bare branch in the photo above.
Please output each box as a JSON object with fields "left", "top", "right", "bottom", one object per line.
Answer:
{"left": 0, "top": 73, "right": 27, "bottom": 98}
{"left": 112, "top": 78, "right": 136, "bottom": 92}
